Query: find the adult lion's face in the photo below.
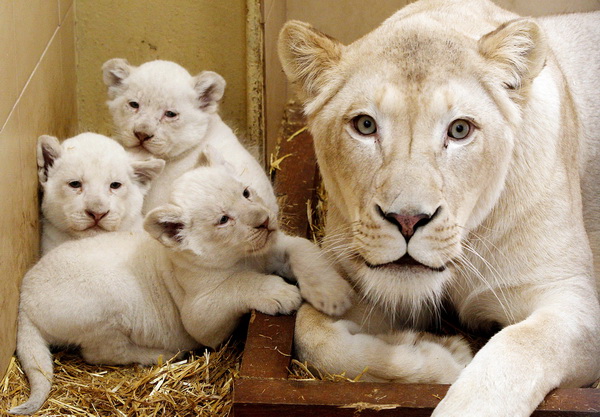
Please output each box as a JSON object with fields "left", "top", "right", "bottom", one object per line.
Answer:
{"left": 279, "top": 13, "right": 546, "bottom": 314}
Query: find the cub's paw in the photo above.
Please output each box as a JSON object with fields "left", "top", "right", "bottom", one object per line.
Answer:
{"left": 441, "top": 335, "right": 473, "bottom": 368}
{"left": 254, "top": 275, "right": 302, "bottom": 316}
{"left": 299, "top": 272, "right": 353, "bottom": 317}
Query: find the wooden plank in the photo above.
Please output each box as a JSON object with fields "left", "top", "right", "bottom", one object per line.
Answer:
{"left": 239, "top": 312, "right": 295, "bottom": 379}
{"left": 272, "top": 102, "right": 319, "bottom": 238}
{"left": 234, "top": 379, "right": 600, "bottom": 417}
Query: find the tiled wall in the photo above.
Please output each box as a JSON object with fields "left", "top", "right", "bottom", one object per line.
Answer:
{"left": 0, "top": 0, "right": 78, "bottom": 378}
{"left": 75, "top": 0, "right": 248, "bottom": 144}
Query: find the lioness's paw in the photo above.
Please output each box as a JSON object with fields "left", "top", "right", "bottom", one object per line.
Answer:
{"left": 300, "top": 274, "right": 353, "bottom": 316}
{"left": 255, "top": 275, "right": 302, "bottom": 315}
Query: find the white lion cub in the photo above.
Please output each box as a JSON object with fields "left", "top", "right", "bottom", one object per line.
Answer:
{"left": 102, "top": 58, "right": 353, "bottom": 316}
{"left": 10, "top": 159, "right": 303, "bottom": 415}
{"left": 102, "top": 58, "right": 277, "bottom": 215}
{"left": 38, "top": 133, "right": 164, "bottom": 254}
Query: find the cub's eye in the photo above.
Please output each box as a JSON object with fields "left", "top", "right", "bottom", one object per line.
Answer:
{"left": 164, "top": 110, "right": 178, "bottom": 118}
{"left": 68, "top": 180, "right": 82, "bottom": 189}
{"left": 243, "top": 188, "right": 250, "bottom": 199}
{"left": 128, "top": 101, "right": 140, "bottom": 109}
{"left": 447, "top": 119, "right": 472, "bottom": 140}
{"left": 218, "top": 215, "right": 230, "bottom": 225}
{"left": 110, "top": 182, "right": 122, "bottom": 190}
{"left": 352, "top": 115, "right": 377, "bottom": 136}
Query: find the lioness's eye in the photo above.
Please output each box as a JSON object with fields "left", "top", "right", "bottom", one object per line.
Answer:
{"left": 218, "top": 215, "right": 230, "bottom": 225}
{"left": 243, "top": 188, "right": 250, "bottom": 199}
{"left": 352, "top": 115, "right": 377, "bottom": 136}
{"left": 164, "top": 110, "right": 178, "bottom": 118}
{"left": 68, "top": 180, "right": 82, "bottom": 189}
{"left": 128, "top": 101, "right": 140, "bottom": 109}
{"left": 110, "top": 182, "right": 122, "bottom": 190}
{"left": 447, "top": 119, "right": 472, "bottom": 140}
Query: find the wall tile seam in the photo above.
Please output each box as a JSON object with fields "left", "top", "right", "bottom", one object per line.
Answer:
{"left": 0, "top": 20, "right": 64, "bottom": 134}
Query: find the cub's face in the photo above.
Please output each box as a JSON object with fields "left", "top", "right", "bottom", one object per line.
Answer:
{"left": 103, "top": 59, "right": 226, "bottom": 160}
{"left": 145, "top": 165, "right": 277, "bottom": 268}
{"left": 39, "top": 133, "right": 164, "bottom": 239}
{"left": 279, "top": 15, "right": 546, "bottom": 311}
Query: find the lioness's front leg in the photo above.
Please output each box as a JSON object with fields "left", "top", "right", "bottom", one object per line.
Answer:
{"left": 181, "top": 270, "right": 302, "bottom": 348}
{"left": 433, "top": 286, "right": 600, "bottom": 417}
{"left": 295, "top": 303, "right": 472, "bottom": 383}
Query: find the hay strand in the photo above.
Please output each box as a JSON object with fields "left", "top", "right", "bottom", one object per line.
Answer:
{"left": 1, "top": 340, "right": 242, "bottom": 416}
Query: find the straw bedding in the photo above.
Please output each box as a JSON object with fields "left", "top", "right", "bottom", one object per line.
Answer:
{"left": 1, "top": 339, "right": 243, "bottom": 416}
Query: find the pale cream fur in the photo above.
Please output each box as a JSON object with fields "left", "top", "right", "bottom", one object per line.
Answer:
{"left": 102, "top": 58, "right": 278, "bottom": 215}
{"left": 11, "top": 160, "right": 309, "bottom": 415}
{"left": 278, "top": 1, "right": 600, "bottom": 416}
{"left": 102, "top": 59, "right": 353, "bottom": 316}
{"left": 38, "top": 133, "right": 164, "bottom": 254}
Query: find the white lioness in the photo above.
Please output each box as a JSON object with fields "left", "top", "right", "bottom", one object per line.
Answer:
{"left": 10, "top": 156, "right": 311, "bottom": 415}
{"left": 38, "top": 132, "right": 164, "bottom": 254}
{"left": 278, "top": 0, "right": 600, "bottom": 415}
{"left": 102, "top": 58, "right": 278, "bottom": 215}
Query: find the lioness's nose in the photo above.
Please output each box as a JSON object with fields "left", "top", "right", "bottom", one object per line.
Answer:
{"left": 377, "top": 205, "right": 436, "bottom": 241}
{"left": 86, "top": 210, "right": 109, "bottom": 222}
{"left": 134, "top": 131, "right": 154, "bottom": 142}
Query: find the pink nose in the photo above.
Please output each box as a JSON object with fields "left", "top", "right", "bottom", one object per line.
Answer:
{"left": 86, "top": 210, "right": 109, "bottom": 223}
{"left": 377, "top": 205, "right": 436, "bottom": 241}
{"left": 386, "top": 213, "right": 431, "bottom": 239}
{"left": 256, "top": 217, "right": 270, "bottom": 230}
{"left": 134, "top": 131, "right": 154, "bottom": 143}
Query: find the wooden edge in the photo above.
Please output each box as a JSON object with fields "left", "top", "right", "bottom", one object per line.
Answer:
{"left": 271, "top": 102, "right": 319, "bottom": 237}
{"left": 238, "top": 312, "right": 295, "bottom": 379}
{"left": 233, "top": 378, "right": 600, "bottom": 417}
{"left": 246, "top": 0, "right": 265, "bottom": 164}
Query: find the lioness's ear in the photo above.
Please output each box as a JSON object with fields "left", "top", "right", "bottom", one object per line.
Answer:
{"left": 193, "top": 71, "right": 226, "bottom": 113}
{"left": 479, "top": 19, "right": 547, "bottom": 92}
{"left": 278, "top": 20, "right": 344, "bottom": 113}
{"left": 144, "top": 205, "right": 186, "bottom": 248}
{"left": 131, "top": 158, "right": 166, "bottom": 193}
{"left": 37, "top": 135, "right": 62, "bottom": 184}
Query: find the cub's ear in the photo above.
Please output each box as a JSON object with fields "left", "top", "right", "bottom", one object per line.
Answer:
{"left": 479, "top": 19, "right": 548, "bottom": 94}
{"left": 37, "top": 135, "right": 62, "bottom": 184}
{"left": 102, "top": 58, "right": 133, "bottom": 97}
{"left": 144, "top": 204, "right": 186, "bottom": 248}
{"left": 193, "top": 71, "right": 226, "bottom": 113}
{"left": 130, "top": 158, "right": 166, "bottom": 193}
{"left": 197, "top": 144, "right": 227, "bottom": 167}
{"left": 278, "top": 20, "right": 344, "bottom": 114}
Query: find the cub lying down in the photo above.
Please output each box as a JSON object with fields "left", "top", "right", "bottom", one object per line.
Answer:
{"left": 38, "top": 133, "right": 164, "bottom": 254}
{"left": 10, "top": 159, "right": 347, "bottom": 415}
{"left": 102, "top": 58, "right": 277, "bottom": 215}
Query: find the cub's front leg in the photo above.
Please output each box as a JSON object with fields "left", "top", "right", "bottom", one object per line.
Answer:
{"left": 180, "top": 270, "right": 302, "bottom": 349}
{"left": 270, "top": 233, "right": 353, "bottom": 316}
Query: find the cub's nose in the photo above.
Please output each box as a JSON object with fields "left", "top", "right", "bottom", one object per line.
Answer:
{"left": 377, "top": 205, "right": 437, "bottom": 241}
{"left": 255, "top": 217, "right": 270, "bottom": 230}
{"left": 86, "top": 210, "right": 109, "bottom": 223}
{"left": 134, "top": 131, "right": 154, "bottom": 143}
